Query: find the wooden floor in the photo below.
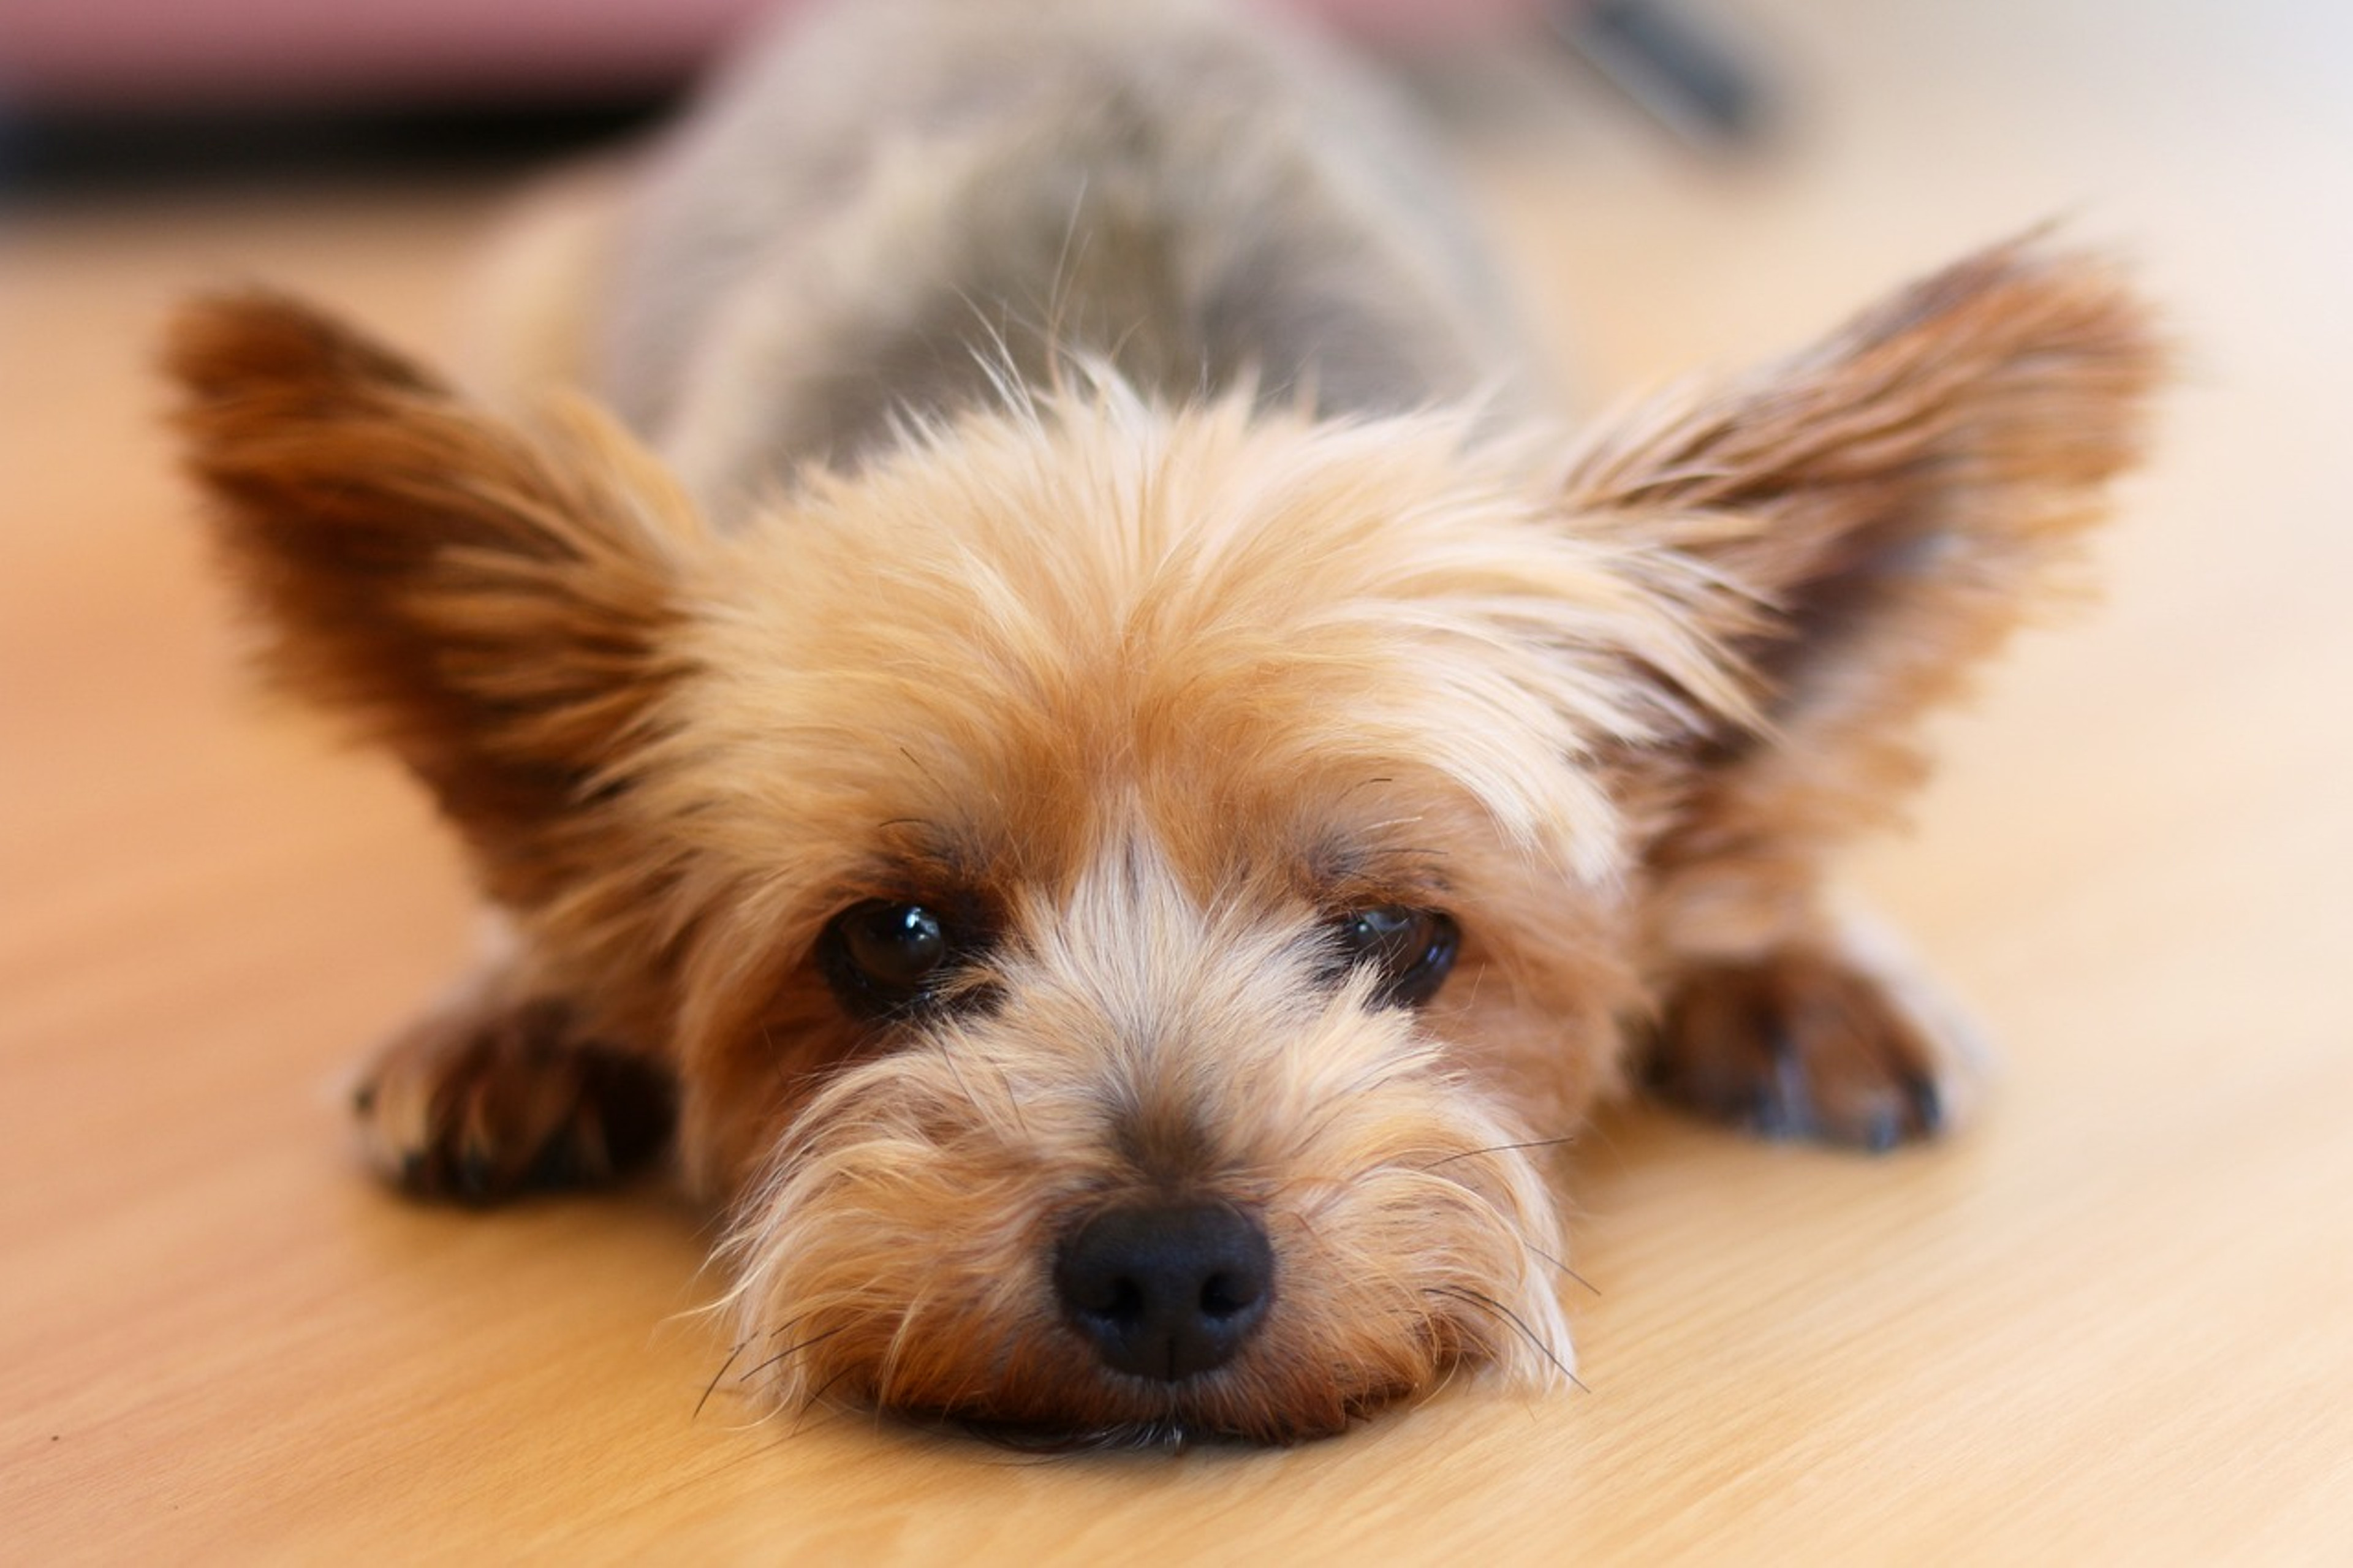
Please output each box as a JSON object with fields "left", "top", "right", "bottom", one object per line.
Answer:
{"left": 6, "top": 0, "right": 2349, "bottom": 1559}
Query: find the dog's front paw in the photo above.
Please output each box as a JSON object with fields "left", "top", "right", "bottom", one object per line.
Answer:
{"left": 1646, "top": 930, "right": 1984, "bottom": 1152}
{"left": 354, "top": 995, "right": 676, "bottom": 1204}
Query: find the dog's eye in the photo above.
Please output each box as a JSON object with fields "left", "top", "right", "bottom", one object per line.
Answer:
{"left": 820, "top": 900, "right": 974, "bottom": 1019}
{"left": 1327, "top": 906, "right": 1460, "bottom": 1007}
{"left": 843, "top": 901, "right": 947, "bottom": 985}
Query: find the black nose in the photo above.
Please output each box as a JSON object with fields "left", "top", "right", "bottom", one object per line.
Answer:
{"left": 1053, "top": 1200, "right": 1275, "bottom": 1382}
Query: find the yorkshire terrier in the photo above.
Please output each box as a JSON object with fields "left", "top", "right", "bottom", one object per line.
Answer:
{"left": 168, "top": 0, "right": 2160, "bottom": 1444}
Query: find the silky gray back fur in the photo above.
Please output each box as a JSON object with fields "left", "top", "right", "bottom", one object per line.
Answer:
{"left": 599, "top": 0, "right": 1529, "bottom": 508}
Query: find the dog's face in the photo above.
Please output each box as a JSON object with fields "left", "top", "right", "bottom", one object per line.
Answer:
{"left": 169, "top": 243, "right": 2156, "bottom": 1442}
{"left": 657, "top": 396, "right": 1738, "bottom": 1438}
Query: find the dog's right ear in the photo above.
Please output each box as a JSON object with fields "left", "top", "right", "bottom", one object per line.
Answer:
{"left": 167, "top": 292, "right": 705, "bottom": 906}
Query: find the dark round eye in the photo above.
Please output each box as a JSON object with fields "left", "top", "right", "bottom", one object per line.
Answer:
{"left": 820, "top": 900, "right": 960, "bottom": 1018}
{"left": 1327, "top": 906, "right": 1460, "bottom": 1008}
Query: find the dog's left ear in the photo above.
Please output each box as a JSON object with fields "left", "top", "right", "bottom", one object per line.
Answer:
{"left": 1564, "top": 238, "right": 2165, "bottom": 759}
{"left": 167, "top": 292, "right": 706, "bottom": 909}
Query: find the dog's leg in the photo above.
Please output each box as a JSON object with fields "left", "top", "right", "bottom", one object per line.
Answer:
{"left": 1633, "top": 740, "right": 1996, "bottom": 1151}
{"left": 1563, "top": 241, "right": 2162, "bottom": 1148}
{"left": 1639, "top": 869, "right": 1987, "bottom": 1149}
{"left": 354, "top": 954, "right": 675, "bottom": 1204}
{"left": 169, "top": 294, "right": 703, "bottom": 1195}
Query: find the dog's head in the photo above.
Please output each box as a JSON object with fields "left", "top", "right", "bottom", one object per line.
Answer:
{"left": 169, "top": 241, "right": 2156, "bottom": 1442}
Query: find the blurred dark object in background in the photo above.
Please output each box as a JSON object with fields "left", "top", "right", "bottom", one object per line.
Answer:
{"left": 1557, "top": 0, "right": 1767, "bottom": 148}
{"left": 0, "top": 0, "right": 1770, "bottom": 194}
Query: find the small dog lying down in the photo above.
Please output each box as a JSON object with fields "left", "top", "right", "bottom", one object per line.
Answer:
{"left": 169, "top": 0, "right": 2159, "bottom": 1444}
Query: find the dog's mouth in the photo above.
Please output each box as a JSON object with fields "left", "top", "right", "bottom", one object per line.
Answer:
{"left": 914, "top": 1387, "right": 1419, "bottom": 1452}
{"left": 729, "top": 1276, "right": 1491, "bottom": 1448}
{"left": 869, "top": 1358, "right": 1429, "bottom": 1450}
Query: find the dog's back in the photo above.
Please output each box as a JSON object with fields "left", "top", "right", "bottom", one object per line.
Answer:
{"left": 578, "top": 0, "right": 1525, "bottom": 504}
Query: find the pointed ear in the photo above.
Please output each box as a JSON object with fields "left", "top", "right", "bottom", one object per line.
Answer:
{"left": 167, "top": 292, "right": 705, "bottom": 905}
{"left": 1564, "top": 238, "right": 2165, "bottom": 741}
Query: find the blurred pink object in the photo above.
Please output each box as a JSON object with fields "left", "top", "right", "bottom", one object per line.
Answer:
{"left": 0, "top": 0, "right": 1551, "bottom": 110}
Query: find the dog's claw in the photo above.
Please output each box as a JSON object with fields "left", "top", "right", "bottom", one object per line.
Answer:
{"left": 452, "top": 1145, "right": 499, "bottom": 1205}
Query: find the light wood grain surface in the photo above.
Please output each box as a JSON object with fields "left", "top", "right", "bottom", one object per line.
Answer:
{"left": 6, "top": 0, "right": 2350, "bottom": 1560}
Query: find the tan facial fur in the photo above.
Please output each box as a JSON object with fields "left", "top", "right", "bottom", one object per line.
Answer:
{"left": 167, "top": 0, "right": 2161, "bottom": 1445}
{"left": 645, "top": 395, "right": 1727, "bottom": 1437}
